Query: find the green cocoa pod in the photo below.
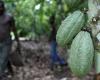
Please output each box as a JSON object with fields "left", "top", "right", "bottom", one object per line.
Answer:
{"left": 68, "top": 31, "right": 94, "bottom": 77}
{"left": 95, "top": 51, "right": 100, "bottom": 74}
{"left": 56, "top": 11, "right": 85, "bottom": 46}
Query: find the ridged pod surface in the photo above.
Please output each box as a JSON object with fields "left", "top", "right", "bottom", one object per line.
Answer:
{"left": 68, "top": 31, "right": 94, "bottom": 77}
{"left": 56, "top": 11, "right": 85, "bottom": 46}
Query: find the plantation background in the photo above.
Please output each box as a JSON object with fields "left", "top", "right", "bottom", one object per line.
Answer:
{"left": 4, "top": 0, "right": 87, "bottom": 38}
{"left": 4, "top": 0, "right": 67, "bottom": 38}
{"left": 2, "top": 0, "right": 95, "bottom": 80}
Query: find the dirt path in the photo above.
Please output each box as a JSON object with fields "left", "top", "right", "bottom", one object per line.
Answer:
{"left": 5, "top": 40, "right": 95, "bottom": 80}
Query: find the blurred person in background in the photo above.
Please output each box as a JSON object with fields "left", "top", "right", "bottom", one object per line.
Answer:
{"left": 0, "top": 0, "right": 21, "bottom": 79}
{"left": 49, "top": 14, "right": 66, "bottom": 70}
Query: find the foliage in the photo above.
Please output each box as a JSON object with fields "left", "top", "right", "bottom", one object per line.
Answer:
{"left": 3, "top": 0, "right": 87, "bottom": 38}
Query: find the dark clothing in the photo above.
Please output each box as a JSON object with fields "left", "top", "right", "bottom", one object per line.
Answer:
{"left": 49, "top": 14, "right": 65, "bottom": 65}
{"left": 49, "top": 25, "right": 57, "bottom": 41}
{"left": 50, "top": 40, "right": 65, "bottom": 65}
{"left": 0, "top": 13, "right": 13, "bottom": 74}
{"left": 0, "top": 37, "right": 12, "bottom": 74}
{"left": 49, "top": 14, "right": 56, "bottom": 41}
{"left": 0, "top": 13, "right": 13, "bottom": 42}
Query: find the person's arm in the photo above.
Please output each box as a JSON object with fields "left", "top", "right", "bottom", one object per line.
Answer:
{"left": 10, "top": 17, "right": 21, "bottom": 54}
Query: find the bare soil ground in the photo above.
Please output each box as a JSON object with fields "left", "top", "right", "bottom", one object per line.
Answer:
{"left": 5, "top": 39, "right": 95, "bottom": 80}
